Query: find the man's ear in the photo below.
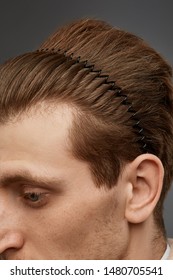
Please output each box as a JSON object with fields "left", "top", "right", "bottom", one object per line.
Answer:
{"left": 125, "top": 154, "right": 164, "bottom": 224}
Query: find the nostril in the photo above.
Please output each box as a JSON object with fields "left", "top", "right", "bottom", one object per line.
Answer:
{"left": 0, "top": 254, "right": 4, "bottom": 260}
{"left": 0, "top": 247, "right": 21, "bottom": 260}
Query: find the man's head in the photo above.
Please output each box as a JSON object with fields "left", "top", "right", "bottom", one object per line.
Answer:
{"left": 0, "top": 18, "right": 173, "bottom": 259}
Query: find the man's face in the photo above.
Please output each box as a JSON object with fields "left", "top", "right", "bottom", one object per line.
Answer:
{"left": 0, "top": 103, "right": 127, "bottom": 259}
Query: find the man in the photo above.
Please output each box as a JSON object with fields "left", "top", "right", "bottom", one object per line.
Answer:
{"left": 0, "top": 18, "right": 172, "bottom": 260}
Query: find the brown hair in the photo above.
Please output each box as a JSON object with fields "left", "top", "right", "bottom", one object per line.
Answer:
{"left": 0, "top": 18, "right": 173, "bottom": 233}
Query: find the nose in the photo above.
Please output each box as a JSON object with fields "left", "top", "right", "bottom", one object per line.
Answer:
{"left": 0, "top": 196, "right": 24, "bottom": 257}
{"left": 0, "top": 230, "right": 24, "bottom": 256}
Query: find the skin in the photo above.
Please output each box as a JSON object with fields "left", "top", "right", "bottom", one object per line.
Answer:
{"left": 0, "top": 103, "right": 166, "bottom": 260}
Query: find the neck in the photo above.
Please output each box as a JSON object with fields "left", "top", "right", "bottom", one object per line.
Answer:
{"left": 123, "top": 216, "right": 166, "bottom": 259}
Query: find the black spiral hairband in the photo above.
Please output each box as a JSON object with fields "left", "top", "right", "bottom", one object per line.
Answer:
{"left": 38, "top": 48, "right": 149, "bottom": 153}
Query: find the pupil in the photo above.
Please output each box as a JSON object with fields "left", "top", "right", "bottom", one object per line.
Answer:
{"left": 30, "top": 193, "right": 39, "bottom": 201}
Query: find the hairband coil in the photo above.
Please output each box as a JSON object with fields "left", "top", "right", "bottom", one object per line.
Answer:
{"left": 38, "top": 48, "right": 149, "bottom": 153}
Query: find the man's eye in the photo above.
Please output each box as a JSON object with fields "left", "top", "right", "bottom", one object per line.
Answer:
{"left": 24, "top": 192, "right": 42, "bottom": 202}
{"left": 23, "top": 192, "right": 48, "bottom": 208}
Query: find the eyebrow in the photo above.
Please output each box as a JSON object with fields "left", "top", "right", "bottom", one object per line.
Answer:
{"left": 0, "top": 170, "right": 67, "bottom": 189}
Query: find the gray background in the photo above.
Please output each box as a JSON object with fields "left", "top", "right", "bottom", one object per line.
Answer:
{"left": 0, "top": 0, "right": 172, "bottom": 236}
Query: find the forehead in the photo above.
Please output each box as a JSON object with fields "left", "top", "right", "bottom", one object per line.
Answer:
{"left": 0, "top": 103, "right": 74, "bottom": 168}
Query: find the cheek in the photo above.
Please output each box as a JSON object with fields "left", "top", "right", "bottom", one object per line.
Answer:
{"left": 41, "top": 194, "right": 123, "bottom": 257}
{"left": 25, "top": 188, "right": 127, "bottom": 259}
{"left": 44, "top": 201, "right": 99, "bottom": 246}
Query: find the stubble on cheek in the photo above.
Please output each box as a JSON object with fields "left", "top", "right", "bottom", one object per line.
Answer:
{"left": 35, "top": 186, "right": 127, "bottom": 260}
{"left": 49, "top": 198, "right": 122, "bottom": 259}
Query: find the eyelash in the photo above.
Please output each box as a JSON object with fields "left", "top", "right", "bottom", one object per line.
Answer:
{"left": 23, "top": 191, "right": 48, "bottom": 208}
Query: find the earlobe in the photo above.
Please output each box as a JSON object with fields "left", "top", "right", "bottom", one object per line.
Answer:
{"left": 125, "top": 154, "right": 164, "bottom": 224}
